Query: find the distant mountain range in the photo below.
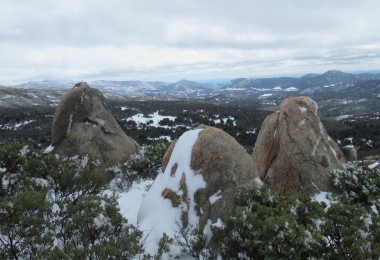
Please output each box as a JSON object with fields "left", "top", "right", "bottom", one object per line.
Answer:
{"left": 4, "top": 70, "right": 380, "bottom": 117}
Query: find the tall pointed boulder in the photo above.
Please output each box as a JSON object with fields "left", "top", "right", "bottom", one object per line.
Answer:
{"left": 48, "top": 82, "right": 139, "bottom": 165}
{"left": 253, "top": 96, "right": 345, "bottom": 195}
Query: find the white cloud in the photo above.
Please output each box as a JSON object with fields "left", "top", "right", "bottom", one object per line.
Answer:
{"left": 0, "top": 0, "right": 380, "bottom": 84}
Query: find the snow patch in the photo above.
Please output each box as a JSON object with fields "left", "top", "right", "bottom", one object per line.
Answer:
{"left": 299, "top": 106, "right": 307, "bottom": 113}
{"left": 209, "top": 190, "right": 222, "bottom": 205}
{"left": 312, "top": 192, "right": 334, "bottom": 208}
{"left": 285, "top": 87, "right": 299, "bottom": 92}
{"left": 0, "top": 119, "right": 35, "bottom": 130}
{"left": 335, "top": 114, "right": 352, "bottom": 121}
{"left": 254, "top": 177, "right": 263, "bottom": 186}
{"left": 211, "top": 116, "right": 236, "bottom": 126}
{"left": 137, "top": 128, "right": 204, "bottom": 255}
{"left": 203, "top": 219, "right": 213, "bottom": 246}
{"left": 211, "top": 218, "right": 224, "bottom": 228}
{"left": 117, "top": 179, "right": 153, "bottom": 226}
{"left": 259, "top": 93, "right": 273, "bottom": 99}
{"left": 369, "top": 161, "right": 379, "bottom": 169}
{"left": 19, "top": 146, "right": 29, "bottom": 156}
{"left": 43, "top": 144, "right": 54, "bottom": 154}
{"left": 124, "top": 111, "right": 176, "bottom": 129}
{"left": 148, "top": 135, "right": 172, "bottom": 141}
{"left": 246, "top": 128, "right": 257, "bottom": 134}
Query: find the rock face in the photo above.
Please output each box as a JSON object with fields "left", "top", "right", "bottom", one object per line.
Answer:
{"left": 137, "top": 125, "right": 261, "bottom": 252}
{"left": 50, "top": 82, "right": 139, "bottom": 165}
{"left": 253, "top": 96, "right": 346, "bottom": 195}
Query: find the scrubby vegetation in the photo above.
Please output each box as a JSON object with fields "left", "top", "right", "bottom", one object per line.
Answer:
{"left": 1, "top": 142, "right": 380, "bottom": 259}
{"left": 0, "top": 144, "right": 144, "bottom": 259}
{"left": 208, "top": 163, "right": 380, "bottom": 259}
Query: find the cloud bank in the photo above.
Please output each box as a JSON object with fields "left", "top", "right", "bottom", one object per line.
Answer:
{"left": 1, "top": 0, "right": 379, "bottom": 84}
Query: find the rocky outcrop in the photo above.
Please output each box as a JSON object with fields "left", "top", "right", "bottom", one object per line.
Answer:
{"left": 183, "top": 124, "right": 262, "bottom": 228}
{"left": 49, "top": 82, "right": 139, "bottom": 166}
{"left": 253, "top": 96, "right": 345, "bottom": 195}
{"left": 341, "top": 146, "right": 357, "bottom": 161}
{"left": 137, "top": 125, "right": 261, "bottom": 252}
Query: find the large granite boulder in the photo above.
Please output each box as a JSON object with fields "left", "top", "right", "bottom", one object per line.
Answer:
{"left": 252, "top": 96, "right": 346, "bottom": 195}
{"left": 137, "top": 125, "right": 261, "bottom": 253}
{"left": 48, "top": 82, "right": 139, "bottom": 166}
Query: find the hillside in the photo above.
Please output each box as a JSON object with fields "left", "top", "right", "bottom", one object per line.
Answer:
{"left": 0, "top": 89, "right": 379, "bottom": 159}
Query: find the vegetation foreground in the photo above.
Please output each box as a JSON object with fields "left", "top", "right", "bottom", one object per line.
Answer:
{"left": 1, "top": 143, "right": 380, "bottom": 259}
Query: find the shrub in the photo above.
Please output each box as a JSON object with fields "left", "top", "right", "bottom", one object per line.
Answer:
{"left": 212, "top": 164, "right": 380, "bottom": 259}
{"left": 0, "top": 144, "right": 144, "bottom": 259}
{"left": 332, "top": 162, "right": 380, "bottom": 210}
{"left": 213, "top": 187, "right": 326, "bottom": 259}
{"left": 107, "top": 140, "right": 171, "bottom": 189}
{"left": 51, "top": 195, "right": 143, "bottom": 259}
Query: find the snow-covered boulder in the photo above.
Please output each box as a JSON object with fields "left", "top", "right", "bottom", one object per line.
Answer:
{"left": 48, "top": 82, "right": 139, "bottom": 166}
{"left": 137, "top": 125, "right": 261, "bottom": 254}
{"left": 252, "top": 96, "right": 346, "bottom": 196}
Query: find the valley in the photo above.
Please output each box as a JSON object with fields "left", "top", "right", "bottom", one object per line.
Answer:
{"left": 1, "top": 70, "right": 380, "bottom": 159}
{"left": 0, "top": 91, "right": 379, "bottom": 160}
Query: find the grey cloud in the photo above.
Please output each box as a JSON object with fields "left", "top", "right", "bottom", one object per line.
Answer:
{"left": 0, "top": 0, "right": 380, "bottom": 84}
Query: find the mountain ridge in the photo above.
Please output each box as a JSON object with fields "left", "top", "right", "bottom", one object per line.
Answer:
{"left": 2, "top": 70, "right": 380, "bottom": 116}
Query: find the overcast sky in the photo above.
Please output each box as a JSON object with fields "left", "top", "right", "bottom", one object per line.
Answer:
{"left": 1, "top": 0, "right": 380, "bottom": 84}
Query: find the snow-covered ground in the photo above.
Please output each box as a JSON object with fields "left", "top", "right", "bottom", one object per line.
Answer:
{"left": 0, "top": 119, "right": 35, "bottom": 130}
{"left": 123, "top": 111, "right": 177, "bottom": 129}
{"left": 117, "top": 179, "right": 153, "bottom": 227}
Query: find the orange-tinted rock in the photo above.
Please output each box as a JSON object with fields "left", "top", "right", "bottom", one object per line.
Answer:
{"left": 253, "top": 96, "right": 345, "bottom": 195}
{"left": 161, "top": 125, "right": 262, "bottom": 228}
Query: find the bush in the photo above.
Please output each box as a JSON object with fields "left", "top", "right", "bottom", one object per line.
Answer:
{"left": 212, "top": 164, "right": 380, "bottom": 259}
{"left": 332, "top": 162, "right": 380, "bottom": 210}
{"left": 51, "top": 195, "right": 143, "bottom": 259}
{"left": 107, "top": 140, "right": 171, "bottom": 189}
{"left": 0, "top": 143, "right": 144, "bottom": 259}
{"left": 213, "top": 187, "right": 326, "bottom": 259}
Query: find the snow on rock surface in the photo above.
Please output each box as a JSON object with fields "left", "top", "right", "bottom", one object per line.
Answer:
{"left": 137, "top": 125, "right": 261, "bottom": 255}
{"left": 209, "top": 190, "right": 222, "bottom": 205}
{"left": 137, "top": 128, "right": 204, "bottom": 255}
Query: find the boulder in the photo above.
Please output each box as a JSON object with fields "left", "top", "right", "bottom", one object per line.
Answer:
{"left": 341, "top": 146, "right": 357, "bottom": 161}
{"left": 137, "top": 125, "right": 261, "bottom": 253}
{"left": 48, "top": 82, "right": 139, "bottom": 166}
{"left": 252, "top": 96, "right": 346, "bottom": 195}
